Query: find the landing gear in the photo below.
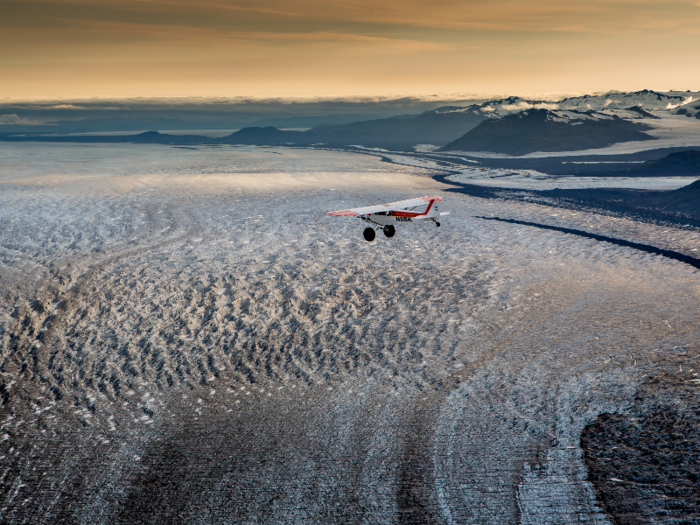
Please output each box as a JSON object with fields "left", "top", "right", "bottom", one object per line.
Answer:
{"left": 383, "top": 225, "right": 396, "bottom": 238}
{"left": 363, "top": 227, "right": 376, "bottom": 242}
{"left": 436, "top": 222, "right": 441, "bottom": 227}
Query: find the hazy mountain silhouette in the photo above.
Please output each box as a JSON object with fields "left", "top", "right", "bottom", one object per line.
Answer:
{"left": 303, "top": 110, "right": 488, "bottom": 148}
{"left": 213, "top": 110, "right": 489, "bottom": 149}
{"left": 220, "top": 127, "right": 306, "bottom": 145}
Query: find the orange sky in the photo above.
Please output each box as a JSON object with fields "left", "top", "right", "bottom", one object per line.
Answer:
{"left": 2, "top": 0, "right": 700, "bottom": 99}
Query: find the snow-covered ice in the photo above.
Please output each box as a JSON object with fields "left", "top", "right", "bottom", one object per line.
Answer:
{"left": 0, "top": 143, "right": 698, "bottom": 523}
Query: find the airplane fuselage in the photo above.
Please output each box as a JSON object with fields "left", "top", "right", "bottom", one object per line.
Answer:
{"left": 326, "top": 195, "right": 447, "bottom": 241}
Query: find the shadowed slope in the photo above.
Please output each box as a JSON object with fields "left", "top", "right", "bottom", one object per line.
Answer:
{"left": 440, "top": 109, "right": 655, "bottom": 156}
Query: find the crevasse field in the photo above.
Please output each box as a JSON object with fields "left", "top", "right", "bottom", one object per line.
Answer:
{"left": 0, "top": 143, "right": 698, "bottom": 524}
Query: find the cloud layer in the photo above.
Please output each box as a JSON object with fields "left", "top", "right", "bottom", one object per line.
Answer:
{"left": 0, "top": 114, "right": 49, "bottom": 126}
{"left": 2, "top": 0, "right": 700, "bottom": 97}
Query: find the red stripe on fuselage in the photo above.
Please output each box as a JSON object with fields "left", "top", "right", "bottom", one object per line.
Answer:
{"left": 389, "top": 198, "right": 436, "bottom": 218}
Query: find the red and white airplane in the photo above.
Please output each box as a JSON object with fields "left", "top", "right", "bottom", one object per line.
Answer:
{"left": 326, "top": 195, "right": 447, "bottom": 241}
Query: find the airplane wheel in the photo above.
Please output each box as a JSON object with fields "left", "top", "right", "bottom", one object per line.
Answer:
{"left": 383, "top": 225, "right": 396, "bottom": 238}
{"left": 436, "top": 222, "right": 441, "bottom": 227}
{"left": 363, "top": 227, "right": 376, "bottom": 242}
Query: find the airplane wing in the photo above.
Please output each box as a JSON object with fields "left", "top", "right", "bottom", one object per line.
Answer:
{"left": 327, "top": 196, "right": 442, "bottom": 217}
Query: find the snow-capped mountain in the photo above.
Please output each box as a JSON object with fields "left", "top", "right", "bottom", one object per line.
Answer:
{"left": 676, "top": 100, "right": 700, "bottom": 119}
{"left": 440, "top": 108, "right": 655, "bottom": 156}
{"left": 557, "top": 89, "right": 694, "bottom": 112}
{"left": 424, "top": 96, "right": 559, "bottom": 119}
{"left": 427, "top": 90, "right": 695, "bottom": 120}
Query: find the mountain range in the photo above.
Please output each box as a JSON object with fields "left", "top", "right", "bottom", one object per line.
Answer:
{"left": 144, "top": 90, "right": 698, "bottom": 154}
{"left": 2, "top": 90, "right": 698, "bottom": 157}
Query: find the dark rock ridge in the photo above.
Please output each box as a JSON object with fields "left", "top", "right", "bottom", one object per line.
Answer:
{"left": 439, "top": 109, "right": 656, "bottom": 156}
{"left": 535, "top": 178, "right": 700, "bottom": 223}
{"left": 425, "top": 146, "right": 700, "bottom": 177}
{"left": 570, "top": 178, "right": 699, "bottom": 218}
{"left": 605, "top": 150, "right": 700, "bottom": 177}
{"left": 624, "top": 106, "right": 661, "bottom": 119}
{"left": 440, "top": 171, "right": 700, "bottom": 227}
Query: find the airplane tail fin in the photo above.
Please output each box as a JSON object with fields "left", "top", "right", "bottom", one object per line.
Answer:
{"left": 426, "top": 199, "right": 441, "bottom": 220}
{"left": 412, "top": 197, "right": 445, "bottom": 222}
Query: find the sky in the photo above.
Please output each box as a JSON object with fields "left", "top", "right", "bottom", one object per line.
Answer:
{"left": 2, "top": 0, "right": 700, "bottom": 99}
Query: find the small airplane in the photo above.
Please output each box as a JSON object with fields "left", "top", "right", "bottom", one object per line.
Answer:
{"left": 326, "top": 195, "right": 448, "bottom": 241}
